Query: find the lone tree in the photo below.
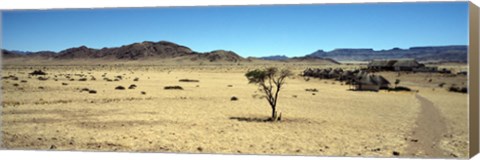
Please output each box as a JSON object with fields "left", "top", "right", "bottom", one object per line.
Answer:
{"left": 245, "top": 67, "right": 292, "bottom": 121}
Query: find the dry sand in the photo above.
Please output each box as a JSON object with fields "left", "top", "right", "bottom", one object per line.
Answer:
{"left": 0, "top": 63, "right": 469, "bottom": 158}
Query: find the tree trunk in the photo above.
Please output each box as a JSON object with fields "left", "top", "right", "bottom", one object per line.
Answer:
{"left": 271, "top": 106, "right": 276, "bottom": 121}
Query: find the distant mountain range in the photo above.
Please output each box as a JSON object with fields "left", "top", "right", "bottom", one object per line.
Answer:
{"left": 259, "top": 55, "right": 289, "bottom": 60}
{"left": 2, "top": 41, "right": 246, "bottom": 63}
{"left": 1, "top": 41, "right": 467, "bottom": 64}
{"left": 306, "top": 45, "right": 467, "bottom": 62}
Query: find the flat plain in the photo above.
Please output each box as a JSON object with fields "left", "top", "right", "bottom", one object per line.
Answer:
{"left": 0, "top": 63, "right": 468, "bottom": 158}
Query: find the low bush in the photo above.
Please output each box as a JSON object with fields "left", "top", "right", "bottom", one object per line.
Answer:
{"left": 164, "top": 86, "right": 183, "bottom": 90}
{"left": 115, "top": 86, "right": 126, "bottom": 90}
{"left": 179, "top": 79, "right": 199, "bottom": 82}
{"left": 305, "top": 88, "right": 318, "bottom": 92}
{"left": 448, "top": 86, "right": 467, "bottom": 93}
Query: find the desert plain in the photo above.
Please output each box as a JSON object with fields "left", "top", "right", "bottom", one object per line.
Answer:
{"left": 0, "top": 62, "right": 469, "bottom": 158}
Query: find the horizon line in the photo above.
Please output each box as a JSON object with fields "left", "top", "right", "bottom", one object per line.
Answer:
{"left": 1, "top": 40, "right": 468, "bottom": 57}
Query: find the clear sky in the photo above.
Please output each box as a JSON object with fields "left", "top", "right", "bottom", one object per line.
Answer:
{"left": 1, "top": 2, "right": 469, "bottom": 57}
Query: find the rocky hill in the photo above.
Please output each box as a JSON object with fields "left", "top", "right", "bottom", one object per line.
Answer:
{"left": 2, "top": 41, "right": 244, "bottom": 63}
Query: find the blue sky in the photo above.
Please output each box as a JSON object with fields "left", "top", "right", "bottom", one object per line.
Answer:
{"left": 1, "top": 2, "right": 469, "bottom": 57}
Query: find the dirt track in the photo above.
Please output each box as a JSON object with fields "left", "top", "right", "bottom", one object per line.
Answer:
{"left": 406, "top": 94, "right": 449, "bottom": 157}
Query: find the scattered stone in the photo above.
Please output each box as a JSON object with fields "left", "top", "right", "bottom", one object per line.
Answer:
{"left": 20, "top": 80, "right": 27, "bottom": 83}
{"left": 133, "top": 77, "right": 139, "bottom": 81}
{"left": 38, "top": 86, "right": 44, "bottom": 89}
{"left": 227, "top": 85, "right": 233, "bottom": 87}
{"left": 62, "top": 82, "right": 68, "bottom": 86}
{"left": 78, "top": 78, "right": 87, "bottom": 81}
{"left": 80, "top": 88, "right": 89, "bottom": 92}
{"left": 197, "top": 147, "right": 203, "bottom": 152}
{"left": 141, "top": 91, "right": 146, "bottom": 95}
{"left": 231, "top": 96, "right": 238, "bottom": 101}
{"left": 50, "top": 145, "right": 57, "bottom": 150}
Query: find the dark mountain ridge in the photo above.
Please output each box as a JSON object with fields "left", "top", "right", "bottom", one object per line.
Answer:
{"left": 307, "top": 45, "right": 467, "bottom": 62}
{"left": 2, "top": 41, "right": 244, "bottom": 62}
{"left": 259, "top": 55, "right": 289, "bottom": 60}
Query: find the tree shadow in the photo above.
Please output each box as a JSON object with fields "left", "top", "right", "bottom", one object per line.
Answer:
{"left": 346, "top": 89, "right": 379, "bottom": 92}
{"left": 229, "top": 117, "right": 273, "bottom": 123}
{"left": 229, "top": 116, "right": 327, "bottom": 125}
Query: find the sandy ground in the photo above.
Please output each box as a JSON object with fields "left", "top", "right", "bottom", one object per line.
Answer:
{"left": 0, "top": 64, "right": 469, "bottom": 158}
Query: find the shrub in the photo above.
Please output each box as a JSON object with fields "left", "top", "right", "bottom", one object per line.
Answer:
{"left": 179, "top": 79, "right": 199, "bottom": 82}
{"left": 438, "top": 83, "right": 446, "bottom": 88}
{"left": 115, "top": 86, "right": 126, "bottom": 90}
{"left": 305, "top": 88, "right": 318, "bottom": 92}
{"left": 164, "top": 86, "right": 183, "bottom": 90}
{"left": 29, "top": 70, "right": 47, "bottom": 76}
{"left": 128, "top": 84, "right": 137, "bottom": 89}
{"left": 448, "top": 85, "right": 467, "bottom": 93}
